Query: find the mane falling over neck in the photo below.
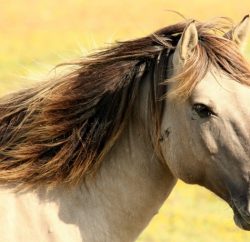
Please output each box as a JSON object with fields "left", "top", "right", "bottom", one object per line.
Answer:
{"left": 0, "top": 18, "right": 249, "bottom": 189}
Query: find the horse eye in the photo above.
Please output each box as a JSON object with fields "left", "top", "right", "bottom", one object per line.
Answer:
{"left": 192, "top": 103, "right": 214, "bottom": 118}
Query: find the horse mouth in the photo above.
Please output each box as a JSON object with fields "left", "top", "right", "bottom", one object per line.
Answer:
{"left": 233, "top": 207, "right": 250, "bottom": 231}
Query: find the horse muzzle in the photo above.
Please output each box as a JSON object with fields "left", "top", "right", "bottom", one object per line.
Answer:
{"left": 231, "top": 199, "right": 250, "bottom": 230}
{"left": 233, "top": 210, "right": 250, "bottom": 230}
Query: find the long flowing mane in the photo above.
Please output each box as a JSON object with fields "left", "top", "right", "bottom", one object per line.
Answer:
{"left": 0, "top": 18, "right": 250, "bottom": 189}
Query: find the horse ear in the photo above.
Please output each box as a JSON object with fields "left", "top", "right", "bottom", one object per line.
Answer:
{"left": 224, "top": 15, "right": 250, "bottom": 48}
{"left": 175, "top": 21, "right": 198, "bottom": 64}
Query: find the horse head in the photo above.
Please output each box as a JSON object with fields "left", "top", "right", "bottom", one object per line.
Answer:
{"left": 160, "top": 16, "right": 250, "bottom": 230}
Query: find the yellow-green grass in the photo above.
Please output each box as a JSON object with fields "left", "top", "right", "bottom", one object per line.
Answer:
{"left": 1, "top": 1, "right": 250, "bottom": 241}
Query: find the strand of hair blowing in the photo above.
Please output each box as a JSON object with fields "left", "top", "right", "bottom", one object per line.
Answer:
{"left": 0, "top": 58, "right": 148, "bottom": 188}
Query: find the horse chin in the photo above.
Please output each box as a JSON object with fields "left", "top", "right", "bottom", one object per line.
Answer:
{"left": 233, "top": 210, "right": 250, "bottom": 231}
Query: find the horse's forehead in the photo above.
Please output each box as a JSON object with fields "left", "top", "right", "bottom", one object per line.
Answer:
{"left": 192, "top": 70, "right": 250, "bottom": 104}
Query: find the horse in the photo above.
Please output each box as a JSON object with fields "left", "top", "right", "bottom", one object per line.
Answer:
{"left": 0, "top": 15, "right": 250, "bottom": 242}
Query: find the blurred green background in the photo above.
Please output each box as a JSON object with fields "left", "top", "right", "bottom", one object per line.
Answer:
{"left": 1, "top": 1, "right": 250, "bottom": 241}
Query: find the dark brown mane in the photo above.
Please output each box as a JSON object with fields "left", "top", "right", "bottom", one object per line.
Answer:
{"left": 0, "top": 18, "right": 250, "bottom": 189}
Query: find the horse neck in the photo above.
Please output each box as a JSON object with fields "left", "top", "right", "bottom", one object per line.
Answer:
{"left": 41, "top": 74, "right": 176, "bottom": 242}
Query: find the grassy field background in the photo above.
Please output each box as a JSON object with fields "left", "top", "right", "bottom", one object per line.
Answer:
{"left": 1, "top": 1, "right": 250, "bottom": 241}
